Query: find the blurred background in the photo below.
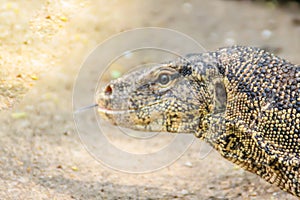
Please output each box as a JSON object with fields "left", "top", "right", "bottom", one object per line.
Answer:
{"left": 0, "top": 0, "right": 299, "bottom": 199}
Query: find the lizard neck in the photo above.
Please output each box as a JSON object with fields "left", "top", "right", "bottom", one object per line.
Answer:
{"left": 195, "top": 114, "right": 227, "bottom": 143}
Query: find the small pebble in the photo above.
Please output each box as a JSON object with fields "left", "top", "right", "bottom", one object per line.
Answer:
{"left": 30, "top": 74, "right": 38, "bottom": 80}
{"left": 184, "top": 161, "right": 193, "bottom": 167}
{"left": 59, "top": 16, "right": 68, "bottom": 22}
{"left": 11, "top": 112, "right": 27, "bottom": 119}
{"left": 63, "top": 131, "right": 70, "bottom": 136}
{"left": 292, "top": 17, "right": 300, "bottom": 26}
{"left": 71, "top": 166, "right": 78, "bottom": 171}
{"left": 261, "top": 29, "right": 272, "bottom": 39}
{"left": 181, "top": 189, "right": 189, "bottom": 195}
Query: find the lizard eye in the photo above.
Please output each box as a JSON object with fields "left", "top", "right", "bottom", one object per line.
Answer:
{"left": 158, "top": 73, "right": 170, "bottom": 85}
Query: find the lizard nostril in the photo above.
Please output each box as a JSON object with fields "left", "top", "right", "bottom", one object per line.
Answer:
{"left": 104, "top": 85, "right": 113, "bottom": 95}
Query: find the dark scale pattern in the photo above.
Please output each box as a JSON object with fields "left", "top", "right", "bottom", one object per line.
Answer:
{"left": 97, "top": 46, "right": 300, "bottom": 197}
{"left": 215, "top": 46, "right": 300, "bottom": 197}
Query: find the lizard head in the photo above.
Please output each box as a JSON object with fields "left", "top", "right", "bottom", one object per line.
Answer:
{"left": 96, "top": 53, "right": 226, "bottom": 136}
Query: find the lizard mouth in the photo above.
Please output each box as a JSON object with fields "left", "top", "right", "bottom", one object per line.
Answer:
{"left": 97, "top": 100, "right": 166, "bottom": 115}
{"left": 97, "top": 106, "right": 137, "bottom": 115}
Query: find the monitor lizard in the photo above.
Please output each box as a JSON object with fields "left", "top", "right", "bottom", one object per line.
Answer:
{"left": 96, "top": 46, "right": 300, "bottom": 197}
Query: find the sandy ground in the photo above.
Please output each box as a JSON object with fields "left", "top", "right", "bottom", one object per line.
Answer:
{"left": 0, "top": 0, "right": 300, "bottom": 199}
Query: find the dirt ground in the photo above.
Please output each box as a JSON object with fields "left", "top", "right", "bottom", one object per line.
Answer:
{"left": 0, "top": 0, "right": 300, "bottom": 199}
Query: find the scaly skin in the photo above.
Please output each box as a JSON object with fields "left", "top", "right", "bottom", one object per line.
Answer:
{"left": 97, "top": 46, "right": 300, "bottom": 197}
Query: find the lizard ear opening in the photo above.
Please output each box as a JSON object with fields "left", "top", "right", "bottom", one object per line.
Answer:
{"left": 214, "top": 80, "right": 227, "bottom": 113}
{"left": 209, "top": 77, "right": 227, "bottom": 114}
